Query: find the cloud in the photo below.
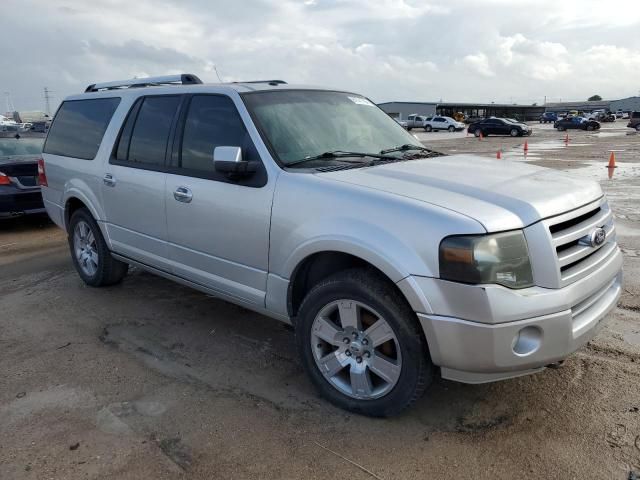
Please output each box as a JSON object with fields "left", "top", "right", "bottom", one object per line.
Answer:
{"left": 1, "top": 0, "right": 640, "bottom": 111}
{"left": 461, "top": 53, "right": 494, "bottom": 77}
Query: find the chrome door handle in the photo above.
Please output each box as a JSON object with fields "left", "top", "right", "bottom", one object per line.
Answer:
{"left": 103, "top": 173, "right": 116, "bottom": 187}
{"left": 173, "top": 186, "right": 193, "bottom": 203}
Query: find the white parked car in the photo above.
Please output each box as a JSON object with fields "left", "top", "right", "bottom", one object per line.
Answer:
{"left": 423, "top": 116, "right": 465, "bottom": 132}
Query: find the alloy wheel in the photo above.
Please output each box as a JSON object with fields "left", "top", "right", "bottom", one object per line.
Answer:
{"left": 310, "top": 299, "right": 402, "bottom": 400}
{"left": 73, "top": 220, "right": 99, "bottom": 277}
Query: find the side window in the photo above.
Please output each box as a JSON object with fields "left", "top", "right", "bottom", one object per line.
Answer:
{"left": 408, "top": 115, "right": 415, "bottom": 121}
{"left": 180, "top": 95, "right": 257, "bottom": 174}
{"left": 119, "top": 96, "right": 181, "bottom": 167}
{"left": 44, "top": 98, "right": 120, "bottom": 160}
{"left": 435, "top": 117, "right": 444, "bottom": 122}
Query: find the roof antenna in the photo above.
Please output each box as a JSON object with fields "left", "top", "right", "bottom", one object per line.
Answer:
{"left": 213, "top": 65, "right": 224, "bottom": 83}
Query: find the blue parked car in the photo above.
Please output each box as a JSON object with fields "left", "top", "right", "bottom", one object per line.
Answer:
{"left": 539, "top": 112, "right": 558, "bottom": 123}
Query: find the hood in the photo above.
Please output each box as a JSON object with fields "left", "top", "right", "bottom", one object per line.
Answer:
{"left": 316, "top": 155, "right": 602, "bottom": 231}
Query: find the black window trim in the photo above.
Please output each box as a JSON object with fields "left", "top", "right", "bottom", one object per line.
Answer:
{"left": 44, "top": 96, "right": 122, "bottom": 161}
{"left": 166, "top": 93, "right": 268, "bottom": 188}
{"left": 110, "top": 94, "right": 185, "bottom": 173}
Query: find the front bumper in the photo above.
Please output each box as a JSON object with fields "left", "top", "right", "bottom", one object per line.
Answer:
{"left": 404, "top": 247, "right": 622, "bottom": 384}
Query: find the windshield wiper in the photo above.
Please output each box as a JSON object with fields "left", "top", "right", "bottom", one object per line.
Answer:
{"left": 380, "top": 144, "right": 432, "bottom": 154}
{"left": 287, "top": 150, "right": 397, "bottom": 167}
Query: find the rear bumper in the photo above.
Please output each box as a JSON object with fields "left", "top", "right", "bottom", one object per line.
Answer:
{"left": 0, "top": 188, "right": 45, "bottom": 217}
{"left": 405, "top": 247, "right": 623, "bottom": 383}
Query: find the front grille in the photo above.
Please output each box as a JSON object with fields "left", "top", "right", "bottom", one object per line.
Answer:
{"left": 547, "top": 199, "right": 617, "bottom": 286}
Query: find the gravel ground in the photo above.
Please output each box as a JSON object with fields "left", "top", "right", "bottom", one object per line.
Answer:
{"left": 1, "top": 121, "right": 639, "bottom": 479}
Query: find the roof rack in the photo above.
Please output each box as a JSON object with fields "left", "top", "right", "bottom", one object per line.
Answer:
{"left": 233, "top": 80, "right": 287, "bottom": 86}
{"left": 85, "top": 74, "right": 203, "bottom": 93}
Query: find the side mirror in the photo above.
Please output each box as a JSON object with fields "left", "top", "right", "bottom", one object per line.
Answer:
{"left": 213, "top": 146, "right": 257, "bottom": 177}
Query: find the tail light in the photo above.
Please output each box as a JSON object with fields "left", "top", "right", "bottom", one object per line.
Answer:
{"left": 37, "top": 158, "right": 48, "bottom": 187}
{"left": 0, "top": 172, "right": 11, "bottom": 185}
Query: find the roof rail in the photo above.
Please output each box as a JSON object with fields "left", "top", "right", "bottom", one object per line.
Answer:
{"left": 85, "top": 74, "right": 203, "bottom": 92}
{"left": 233, "top": 80, "right": 287, "bottom": 86}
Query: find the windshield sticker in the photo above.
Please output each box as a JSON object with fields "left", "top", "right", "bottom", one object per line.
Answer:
{"left": 348, "top": 96, "right": 375, "bottom": 106}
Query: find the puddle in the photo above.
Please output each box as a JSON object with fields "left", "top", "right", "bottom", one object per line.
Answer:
{"left": 591, "top": 131, "right": 628, "bottom": 138}
{"left": 624, "top": 332, "right": 640, "bottom": 346}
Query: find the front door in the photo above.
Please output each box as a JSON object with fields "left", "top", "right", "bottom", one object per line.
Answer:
{"left": 165, "top": 94, "right": 275, "bottom": 306}
{"left": 101, "top": 95, "right": 182, "bottom": 270}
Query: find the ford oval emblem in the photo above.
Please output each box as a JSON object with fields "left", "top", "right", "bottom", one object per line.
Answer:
{"left": 590, "top": 227, "right": 606, "bottom": 247}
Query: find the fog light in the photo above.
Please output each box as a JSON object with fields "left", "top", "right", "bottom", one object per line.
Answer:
{"left": 512, "top": 326, "right": 542, "bottom": 356}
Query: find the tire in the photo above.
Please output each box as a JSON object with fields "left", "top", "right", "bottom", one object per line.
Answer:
{"left": 295, "top": 268, "right": 433, "bottom": 417}
{"left": 636, "top": 125, "right": 640, "bottom": 132}
{"left": 557, "top": 126, "right": 565, "bottom": 131}
{"left": 407, "top": 127, "right": 412, "bottom": 131}
{"left": 510, "top": 128, "right": 519, "bottom": 137}
{"left": 474, "top": 129, "right": 482, "bottom": 137}
{"left": 448, "top": 126, "right": 455, "bottom": 132}
{"left": 425, "top": 125, "right": 432, "bottom": 132}
{"left": 68, "top": 208, "right": 128, "bottom": 287}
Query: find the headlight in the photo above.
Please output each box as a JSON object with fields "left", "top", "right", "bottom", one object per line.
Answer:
{"left": 439, "top": 231, "right": 534, "bottom": 289}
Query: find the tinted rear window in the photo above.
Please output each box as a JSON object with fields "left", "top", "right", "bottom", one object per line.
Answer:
{"left": 43, "top": 98, "right": 120, "bottom": 160}
{"left": 126, "top": 96, "right": 181, "bottom": 166}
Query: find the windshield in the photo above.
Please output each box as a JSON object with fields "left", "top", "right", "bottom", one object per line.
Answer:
{"left": 242, "top": 90, "right": 423, "bottom": 166}
{"left": 0, "top": 136, "right": 44, "bottom": 156}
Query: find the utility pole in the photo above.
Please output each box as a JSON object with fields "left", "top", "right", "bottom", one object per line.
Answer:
{"left": 4, "top": 92, "right": 15, "bottom": 114}
{"left": 44, "top": 87, "right": 52, "bottom": 115}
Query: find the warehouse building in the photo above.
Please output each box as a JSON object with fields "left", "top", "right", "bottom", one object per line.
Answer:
{"left": 378, "top": 101, "right": 544, "bottom": 122}
{"left": 376, "top": 101, "right": 437, "bottom": 120}
{"left": 544, "top": 96, "right": 640, "bottom": 114}
{"left": 609, "top": 96, "right": 640, "bottom": 112}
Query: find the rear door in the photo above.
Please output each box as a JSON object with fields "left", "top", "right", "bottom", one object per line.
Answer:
{"left": 164, "top": 94, "right": 274, "bottom": 306}
{"left": 101, "top": 95, "right": 182, "bottom": 270}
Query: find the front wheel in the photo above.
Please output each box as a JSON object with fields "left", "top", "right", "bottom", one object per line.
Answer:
{"left": 68, "top": 208, "right": 128, "bottom": 287}
{"left": 586, "top": 125, "right": 594, "bottom": 131}
{"left": 448, "top": 126, "right": 455, "bottom": 132}
{"left": 636, "top": 125, "right": 640, "bottom": 132}
{"left": 295, "top": 269, "right": 432, "bottom": 417}
{"left": 510, "top": 128, "right": 519, "bottom": 137}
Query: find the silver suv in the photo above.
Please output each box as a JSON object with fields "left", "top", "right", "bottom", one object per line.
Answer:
{"left": 41, "top": 74, "right": 622, "bottom": 416}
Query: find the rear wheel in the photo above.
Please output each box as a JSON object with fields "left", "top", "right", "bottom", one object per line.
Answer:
{"left": 295, "top": 269, "right": 432, "bottom": 417}
{"left": 557, "top": 126, "right": 565, "bottom": 131}
{"left": 636, "top": 125, "right": 640, "bottom": 132}
{"left": 68, "top": 208, "right": 128, "bottom": 287}
{"left": 474, "top": 129, "right": 482, "bottom": 137}
{"left": 425, "top": 125, "right": 432, "bottom": 132}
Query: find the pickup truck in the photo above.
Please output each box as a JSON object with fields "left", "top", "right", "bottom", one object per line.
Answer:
{"left": 405, "top": 114, "right": 428, "bottom": 130}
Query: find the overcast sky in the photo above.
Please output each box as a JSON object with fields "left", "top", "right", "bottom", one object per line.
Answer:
{"left": 2, "top": 0, "right": 640, "bottom": 112}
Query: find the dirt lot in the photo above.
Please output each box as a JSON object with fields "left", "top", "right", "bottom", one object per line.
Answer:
{"left": 1, "top": 121, "right": 639, "bottom": 479}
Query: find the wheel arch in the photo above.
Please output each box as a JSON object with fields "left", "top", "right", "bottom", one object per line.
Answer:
{"left": 62, "top": 186, "right": 111, "bottom": 248}
{"left": 286, "top": 248, "right": 431, "bottom": 320}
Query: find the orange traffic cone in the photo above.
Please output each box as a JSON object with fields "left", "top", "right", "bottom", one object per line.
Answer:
{"left": 607, "top": 151, "right": 617, "bottom": 168}
{"left": 479, "top": 131, "right": 483, "bottom": 141}
{"left": 496, "top": 150, "right": 502, "bottom": 159}
{"left": 564, "top": 133, "right": 569, "bottom": 144}
{"left": 524, "top": 140, "right": 529, "bottom": 153}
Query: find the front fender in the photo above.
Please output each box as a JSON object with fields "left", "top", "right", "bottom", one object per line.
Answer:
{"left": 282, "top": 219, "right": 425, "bottom": 284}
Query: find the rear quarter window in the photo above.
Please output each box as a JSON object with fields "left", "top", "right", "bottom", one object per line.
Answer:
{"left": 43, "top": 97, "right": 120, "bottom": 160}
